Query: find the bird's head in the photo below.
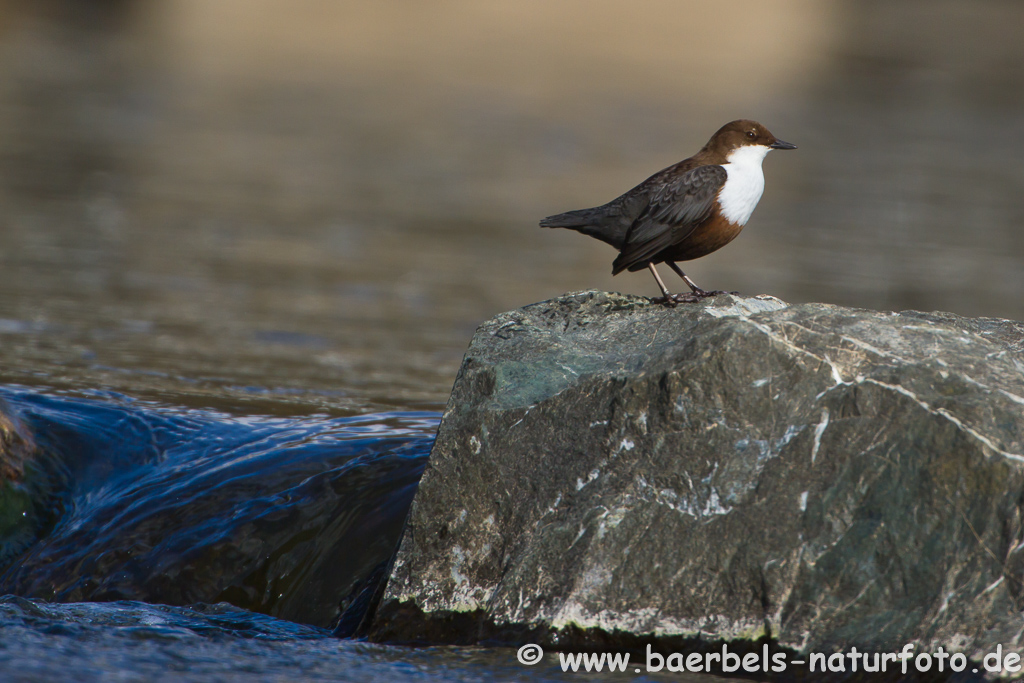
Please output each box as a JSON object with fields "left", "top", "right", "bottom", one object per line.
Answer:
{"left": 706, "top": 120, "right": 796, "bottom": 163}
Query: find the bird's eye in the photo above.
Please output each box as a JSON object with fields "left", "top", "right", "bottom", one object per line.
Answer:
{"left": 746, "top": 131, "right": 756, "bottom": 139}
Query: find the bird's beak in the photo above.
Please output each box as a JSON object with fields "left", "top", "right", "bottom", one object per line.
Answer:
{"left": 770, "top": 139, "right": 797, "bottom": 150}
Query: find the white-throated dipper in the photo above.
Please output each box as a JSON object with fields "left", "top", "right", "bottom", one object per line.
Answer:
{"left": 540, "top": 120, "right": 795, "bottom": 304}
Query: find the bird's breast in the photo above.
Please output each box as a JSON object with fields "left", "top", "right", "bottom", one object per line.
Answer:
{"left": 716, "top": 160, "right": 765, "bottom": 226}
{"left": 662, "top": 211, "right": 744, "bottom": 262}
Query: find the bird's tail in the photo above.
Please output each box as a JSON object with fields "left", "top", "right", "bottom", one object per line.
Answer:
{"left": 539, "top": 206, "right": 627, "bottom": 250}
{"left": 539, "top": 208, "right": 599, "bottom": 229}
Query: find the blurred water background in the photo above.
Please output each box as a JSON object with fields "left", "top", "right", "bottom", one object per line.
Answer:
{"left": 0, "top": 1, "right": 1021, "bottom": 680}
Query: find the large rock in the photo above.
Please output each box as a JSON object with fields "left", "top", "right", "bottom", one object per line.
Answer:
{"left": 368, "top": 290, "right": 1024, "bottom": 665}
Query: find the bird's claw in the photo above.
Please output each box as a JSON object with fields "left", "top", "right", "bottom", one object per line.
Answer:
{"left": 650, "top": 292, "right": 701, "bottom": 306}
{"left": 651, "top": 289, "right": 739, "bottom": 306}
{"left": 688, "top": 288, "right": 732, "bottom": 299}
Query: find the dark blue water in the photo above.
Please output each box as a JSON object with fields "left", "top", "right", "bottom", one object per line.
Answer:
{"left": 0, "top": 597, "right": 585, "bottom": 683}
{"left": 0, "top": 385, "right": 436, "bottom": 631}
{"left": 0, "top": 385, "right": 442, "bottom": 680}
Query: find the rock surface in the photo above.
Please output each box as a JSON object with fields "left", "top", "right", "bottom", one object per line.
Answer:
{"left": 368, "top": 290, "right": 1024, "bottom": 664}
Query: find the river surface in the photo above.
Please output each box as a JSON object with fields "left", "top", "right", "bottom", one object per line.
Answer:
{"left": 0, "top": 1, "right": 1022, "bottom": 681}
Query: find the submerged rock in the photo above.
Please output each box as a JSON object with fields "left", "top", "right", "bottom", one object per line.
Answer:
{"left": 368, "top": 290, "right": 1024, "bottom": 665}
{"left": 0, "top": 400, "right": 62, "bottom": 567}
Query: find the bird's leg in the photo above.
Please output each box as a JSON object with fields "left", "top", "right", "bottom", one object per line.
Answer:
{"left": 649, "top": 262, "right": 673, "bottom": 297}
{"left": 666, "top": 261, "right": 735, "bottom": 298}
{"left": 666, "top": 261, "right": 706, "bottom": 293}
{"left": 647, "top": 263, "right": 698, "bottom": 305}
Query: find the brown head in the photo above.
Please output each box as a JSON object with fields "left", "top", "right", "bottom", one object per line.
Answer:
{"left": 698, "top": 119, "right": 796, "bottom": 163}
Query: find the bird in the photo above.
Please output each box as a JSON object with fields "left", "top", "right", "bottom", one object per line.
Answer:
{"left": 540, "top": 120, "right": 795, "bottom": 304}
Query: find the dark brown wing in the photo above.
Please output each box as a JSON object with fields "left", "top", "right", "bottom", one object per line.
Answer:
{"left": 611, "top": 164, "right": 727, "bottom": 274}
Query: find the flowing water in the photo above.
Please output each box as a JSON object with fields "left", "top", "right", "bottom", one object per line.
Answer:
{"left": 0, "top": 597, "right": 666, "bottom": 682}
{"left": 1, "top": 1, "right": 1023, "bottom": 680}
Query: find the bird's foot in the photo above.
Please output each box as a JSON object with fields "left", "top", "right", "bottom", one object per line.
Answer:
{"left": 650, "top": 292, "right": 701, "bottom": 306}
{"left": 688, "top": 288, "right": 734, "bottom": 299}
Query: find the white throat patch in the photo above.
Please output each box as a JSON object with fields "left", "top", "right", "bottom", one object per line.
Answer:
{"left": 717, "top": 145, "right": 770, "bottom": 226}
